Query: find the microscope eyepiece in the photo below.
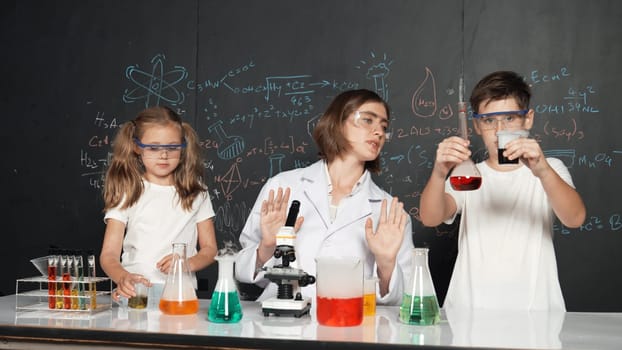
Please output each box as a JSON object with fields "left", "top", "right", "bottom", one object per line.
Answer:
{"left": 284, "top": 200, "right": 300, "bottom": 227}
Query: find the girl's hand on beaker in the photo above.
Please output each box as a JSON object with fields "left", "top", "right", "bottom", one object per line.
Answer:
{"left": 434, "top": 136, "right": 471, "bottom": 176}
{"left": 114, "top": 273, "right": 150, "bottom": 301}
{"left": 365, "top": 197, "right": 407, "bottom": 269}
{"left": 156, "top": 254, "right": 174, "bottom": 274}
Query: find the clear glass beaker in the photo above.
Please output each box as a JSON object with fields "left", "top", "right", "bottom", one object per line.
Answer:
{"left": 316, "top": 256, "right": 363, "bottom": 327}
{"left": 449, "top": 101, "right": 482, "bottom": 191}
{"left": 208, "top": 253, "right": 243, "bottom": 323}
{"left": 399, "top": 248, "right": 440, "bottom": 325}
{"left": 159, "top": 243, "right": 199, "bottom": 315}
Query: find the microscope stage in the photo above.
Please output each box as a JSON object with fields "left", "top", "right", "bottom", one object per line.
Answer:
{"left": 262, "top": 297, "right": 312, "bottom": 317}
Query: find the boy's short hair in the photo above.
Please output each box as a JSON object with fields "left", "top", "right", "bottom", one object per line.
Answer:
{"left": 470, "top": 71, "right": 531, "bottom": 114}
{"left": 312, "top": 89, "right": 389, "bottom": 173}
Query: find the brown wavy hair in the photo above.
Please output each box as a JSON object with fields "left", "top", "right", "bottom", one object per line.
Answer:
{"left": 103, "top": 106, "right": 206, "bottom": 211}
{"left": 312, "top": 89, "right": 389, "bottom": 173}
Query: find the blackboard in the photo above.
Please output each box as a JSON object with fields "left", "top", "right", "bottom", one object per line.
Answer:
{"left": 3, "top": 0, "right": 621, "bottom": 312}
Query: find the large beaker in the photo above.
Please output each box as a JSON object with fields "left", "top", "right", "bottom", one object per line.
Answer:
{"left": 449, "top": 101, "right": 482, "bottom": 191}
{"left": 159, "top": 243, "right": 199, "bottom": 315}
{"left": 207, "top": 253, "right": 243, "bottom": 323}
{"left": 399, "top": 248, "right": 440, "bottom": 325}
{"left": 315, "top": 256, "right": 363, "bottom": 327}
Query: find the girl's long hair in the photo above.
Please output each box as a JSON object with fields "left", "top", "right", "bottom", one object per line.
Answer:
{"left": 103, "top": 106, "right": 206, "bottom": 212}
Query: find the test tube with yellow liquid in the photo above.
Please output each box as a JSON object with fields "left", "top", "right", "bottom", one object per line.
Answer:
{"left": 87, "top": 253, "right": 97, "bottom": 309}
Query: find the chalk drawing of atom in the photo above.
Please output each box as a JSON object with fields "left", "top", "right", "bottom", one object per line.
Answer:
{"left": 123, "top": 53, "right": 188, "bottom": 108}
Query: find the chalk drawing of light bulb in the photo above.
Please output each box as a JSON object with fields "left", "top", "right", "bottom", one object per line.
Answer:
{"left": 357, "top": 52, "right": 393, "bottom": 101}
{"left": 208, "top": 120, "right": 245, "bottom": 160}
{"left": 366, "top": 63, "right": 390, "bottom": 101}
{"left": 411, "top": 67, "right": 437, "bottom": 118}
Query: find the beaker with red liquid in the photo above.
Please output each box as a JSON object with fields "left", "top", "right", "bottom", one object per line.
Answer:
{"left": 159, "top": 243, "right": 199, "bottom": 315}
{"left": 449, "top": 101, "right": 482, "bottom": 191}
{"left": 315, "top": 256, "right": 363, "bottom": 327}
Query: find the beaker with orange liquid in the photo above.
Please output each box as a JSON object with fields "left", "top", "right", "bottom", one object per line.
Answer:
{"left": 159, "top": 243, "right": 199, "bottom": 315}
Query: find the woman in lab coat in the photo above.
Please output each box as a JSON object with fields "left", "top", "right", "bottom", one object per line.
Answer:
{"left": 236, "top": 89, "right": 414, "bottom": 305}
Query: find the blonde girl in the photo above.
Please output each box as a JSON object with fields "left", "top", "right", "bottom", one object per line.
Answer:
{"left": 100, "top": 106, "right": 217, "bottom": 301}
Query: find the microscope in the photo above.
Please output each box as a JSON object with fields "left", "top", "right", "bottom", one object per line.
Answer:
{"left": 261, "top": 200, "right": 316, "bottom": 317}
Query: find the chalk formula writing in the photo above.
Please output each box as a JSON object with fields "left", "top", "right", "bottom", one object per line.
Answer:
{"left": 529, "top": 67, "right": 571, "bottom": 85}
{"left": 555, "top": 213, "right": 622, "bottom": 234}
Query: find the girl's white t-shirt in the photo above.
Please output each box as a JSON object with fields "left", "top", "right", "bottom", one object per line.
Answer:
{"left": 104, "top": 180, "right": 215, "bottom": 286}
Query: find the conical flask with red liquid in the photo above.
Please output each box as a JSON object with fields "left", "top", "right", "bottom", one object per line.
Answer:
{"left": 449, "top": 101, "right": 482, "bottom": 191}
{"left": 159, "top": 243, "right": 199, "bottom": 315}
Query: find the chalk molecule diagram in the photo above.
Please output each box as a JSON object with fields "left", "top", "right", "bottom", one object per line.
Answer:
{"left": 123, "top": 53, "right": 188, "bottom": 108}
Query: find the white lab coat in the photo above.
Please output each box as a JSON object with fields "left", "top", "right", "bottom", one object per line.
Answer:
{"left": 235, "top": 160, "right": 414, "bottom": 305}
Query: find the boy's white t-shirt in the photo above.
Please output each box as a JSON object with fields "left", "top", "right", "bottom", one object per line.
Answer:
{"left": 104, "top": 180, "right": 215, "bottom": 287}
{"left": 443, "top": 158, "right": 572, "bottom": 311}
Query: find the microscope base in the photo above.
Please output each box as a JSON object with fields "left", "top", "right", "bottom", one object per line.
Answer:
{"left": 262, "top": 297, "right": 312, "bottom": 318}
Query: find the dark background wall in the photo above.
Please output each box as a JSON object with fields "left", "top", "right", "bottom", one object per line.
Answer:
{"left": 3, "top": 0, "right": 621, "bottom": 311}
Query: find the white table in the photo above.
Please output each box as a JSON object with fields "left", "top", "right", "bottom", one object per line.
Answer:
{"left": 1, "top": 295, "right": 621, "bottom": 349}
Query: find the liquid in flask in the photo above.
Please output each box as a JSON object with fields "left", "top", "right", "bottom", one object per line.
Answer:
{"left": 399, "top": 248, "right": 441, "bottom": 325}
{"left": 159, "top": 243, "right": 199, "bottom": 315}
{"left": 208, "top": 254, "right": 243, "bottom": 323}
{"left": 449, "top": 101, "right": 482, "bottom": 191}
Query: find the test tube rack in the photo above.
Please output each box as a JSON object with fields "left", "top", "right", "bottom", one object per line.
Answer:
{"left": 15, "top": 276, "right": 112, "bottom": 315}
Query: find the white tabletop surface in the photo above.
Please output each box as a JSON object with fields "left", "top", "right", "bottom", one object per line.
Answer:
{"left": 1, "top": 294, "right": 621, "bottom": 349}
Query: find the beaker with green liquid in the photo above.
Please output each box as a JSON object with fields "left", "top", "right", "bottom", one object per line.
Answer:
{"left": 207, "top": 253, "right": 243, "bottom": 323}
{"left": 399, "top": 248, "right": 440, "bottom": 325}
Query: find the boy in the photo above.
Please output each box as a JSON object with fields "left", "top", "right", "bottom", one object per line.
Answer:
{"left": 419, "top": 71, "right": 586, "bottom": 311}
